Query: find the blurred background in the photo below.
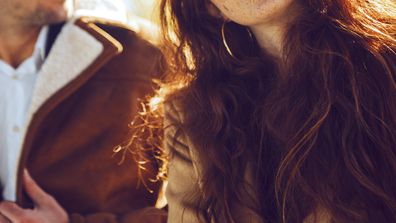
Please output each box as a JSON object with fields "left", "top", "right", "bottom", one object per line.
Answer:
{"left": 72, "top": 0, "right": 159, "bottom": 23}
{"left": 70, "top": 0, "right": 160, "bottom": 43}
{"left": 123, "top": 0, "right": 158, "bottom": 21}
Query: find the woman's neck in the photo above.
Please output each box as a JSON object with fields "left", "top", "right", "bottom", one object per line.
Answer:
{"left": 250, "top": 23, "right": 285, "bottom": 59}
{"left": 248, "top": 3, "right": 301, "bottom": 60}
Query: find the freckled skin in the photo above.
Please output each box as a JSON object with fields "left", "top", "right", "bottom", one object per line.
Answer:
{"left": 210, "top": 0, "right": 296, "bottom": 26}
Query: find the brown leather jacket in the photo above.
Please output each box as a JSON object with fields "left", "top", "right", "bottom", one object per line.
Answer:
{"left": 1, "top": 17, "right": 165, "bottom": 223}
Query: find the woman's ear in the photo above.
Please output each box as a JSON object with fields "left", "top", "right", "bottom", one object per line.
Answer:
{"left": 206, "top": 1, "right": 229, "bottom": 20}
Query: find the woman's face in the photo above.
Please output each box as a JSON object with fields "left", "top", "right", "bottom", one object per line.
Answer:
{"left": 210, "top": 0, "right": 297, "bottom": 26}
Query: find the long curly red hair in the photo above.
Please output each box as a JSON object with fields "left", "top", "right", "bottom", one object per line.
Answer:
{"left": 154, "top": 0, "right": 396, "bottom": 222}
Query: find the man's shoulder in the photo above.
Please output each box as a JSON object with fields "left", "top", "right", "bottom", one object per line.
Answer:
{"left": 69, "top": 16, "right": 163, "bottom": 79}
{"left": 73, "top": 16, "right": 160, "bottom": 51}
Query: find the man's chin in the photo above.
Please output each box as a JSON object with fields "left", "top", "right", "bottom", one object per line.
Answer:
{"left": 51, "top": 7, "right": 68, "bottom": 23}
{"left": 37, "top": 6, "right": 69, "bottom": 25}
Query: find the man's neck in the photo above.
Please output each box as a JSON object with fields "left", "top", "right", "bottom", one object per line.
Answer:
{"left": 0, "top": 22, "right": 42, "bottom": 68}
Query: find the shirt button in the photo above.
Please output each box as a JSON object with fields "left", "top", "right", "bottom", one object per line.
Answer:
{"left": 12, "top": 126, "right": 21, "bottom": 133}
{"left": 11, "top": 75, "right": 19, "bottom": 80}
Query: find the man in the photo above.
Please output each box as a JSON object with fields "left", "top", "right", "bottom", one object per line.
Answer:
{"left": 0, "top": 0, "right": 165, "bottom": 222}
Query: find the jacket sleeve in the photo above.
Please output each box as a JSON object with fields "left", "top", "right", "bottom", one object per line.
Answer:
{"left": 69, "top": 207, "right": 167, "bottom": 223}
{"left": 67, "top": 100, "right": 205, "bottom": 223}
{"left": 163, "top": 102, "right": 205, "bottom": 223}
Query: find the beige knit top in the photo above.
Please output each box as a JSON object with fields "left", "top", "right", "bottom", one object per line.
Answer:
{"left": 164, "top": 102, "right": 331, "bottom": 223}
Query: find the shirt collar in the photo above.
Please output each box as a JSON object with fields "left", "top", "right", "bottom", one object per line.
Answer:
{"left": 34, "top": 26, "right": 49, "bottom": 63}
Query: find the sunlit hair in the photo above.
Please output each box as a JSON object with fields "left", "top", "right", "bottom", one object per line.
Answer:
{"left": 153, "top": 0, "right": 396, "bottom": 222}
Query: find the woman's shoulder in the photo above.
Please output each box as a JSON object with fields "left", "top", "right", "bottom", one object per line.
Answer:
{"left": 164, "top": 96, "right": 186, "bottom": 125}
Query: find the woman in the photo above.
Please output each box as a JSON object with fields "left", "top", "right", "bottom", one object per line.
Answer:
{"left": 153, "top": 0, "right": 396, "bottom": 222}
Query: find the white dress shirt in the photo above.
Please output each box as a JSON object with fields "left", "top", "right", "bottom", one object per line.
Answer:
{"left": 0, "top": 26, "right": 48, "bottom": 199}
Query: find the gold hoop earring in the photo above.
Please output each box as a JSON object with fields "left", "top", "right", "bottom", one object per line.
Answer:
{"left": 221, "top": 21, "right": 254, "bottom": 60}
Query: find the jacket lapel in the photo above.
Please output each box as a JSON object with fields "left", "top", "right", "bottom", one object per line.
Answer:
{"left": 28, "top": 20, "right": 104, "bottom": 118}
{"left": 14, "top": 17, "right": 123, "bottom": 204}
{"left": 45, "top": 22, "right": 64, "bottom": 57}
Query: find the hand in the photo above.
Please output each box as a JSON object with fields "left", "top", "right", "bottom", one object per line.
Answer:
{"left": 0, "top": 214, "right": 10, "bottom": 223}
{"left": 0, "top": 170, "right": 69, "bottom": 223}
